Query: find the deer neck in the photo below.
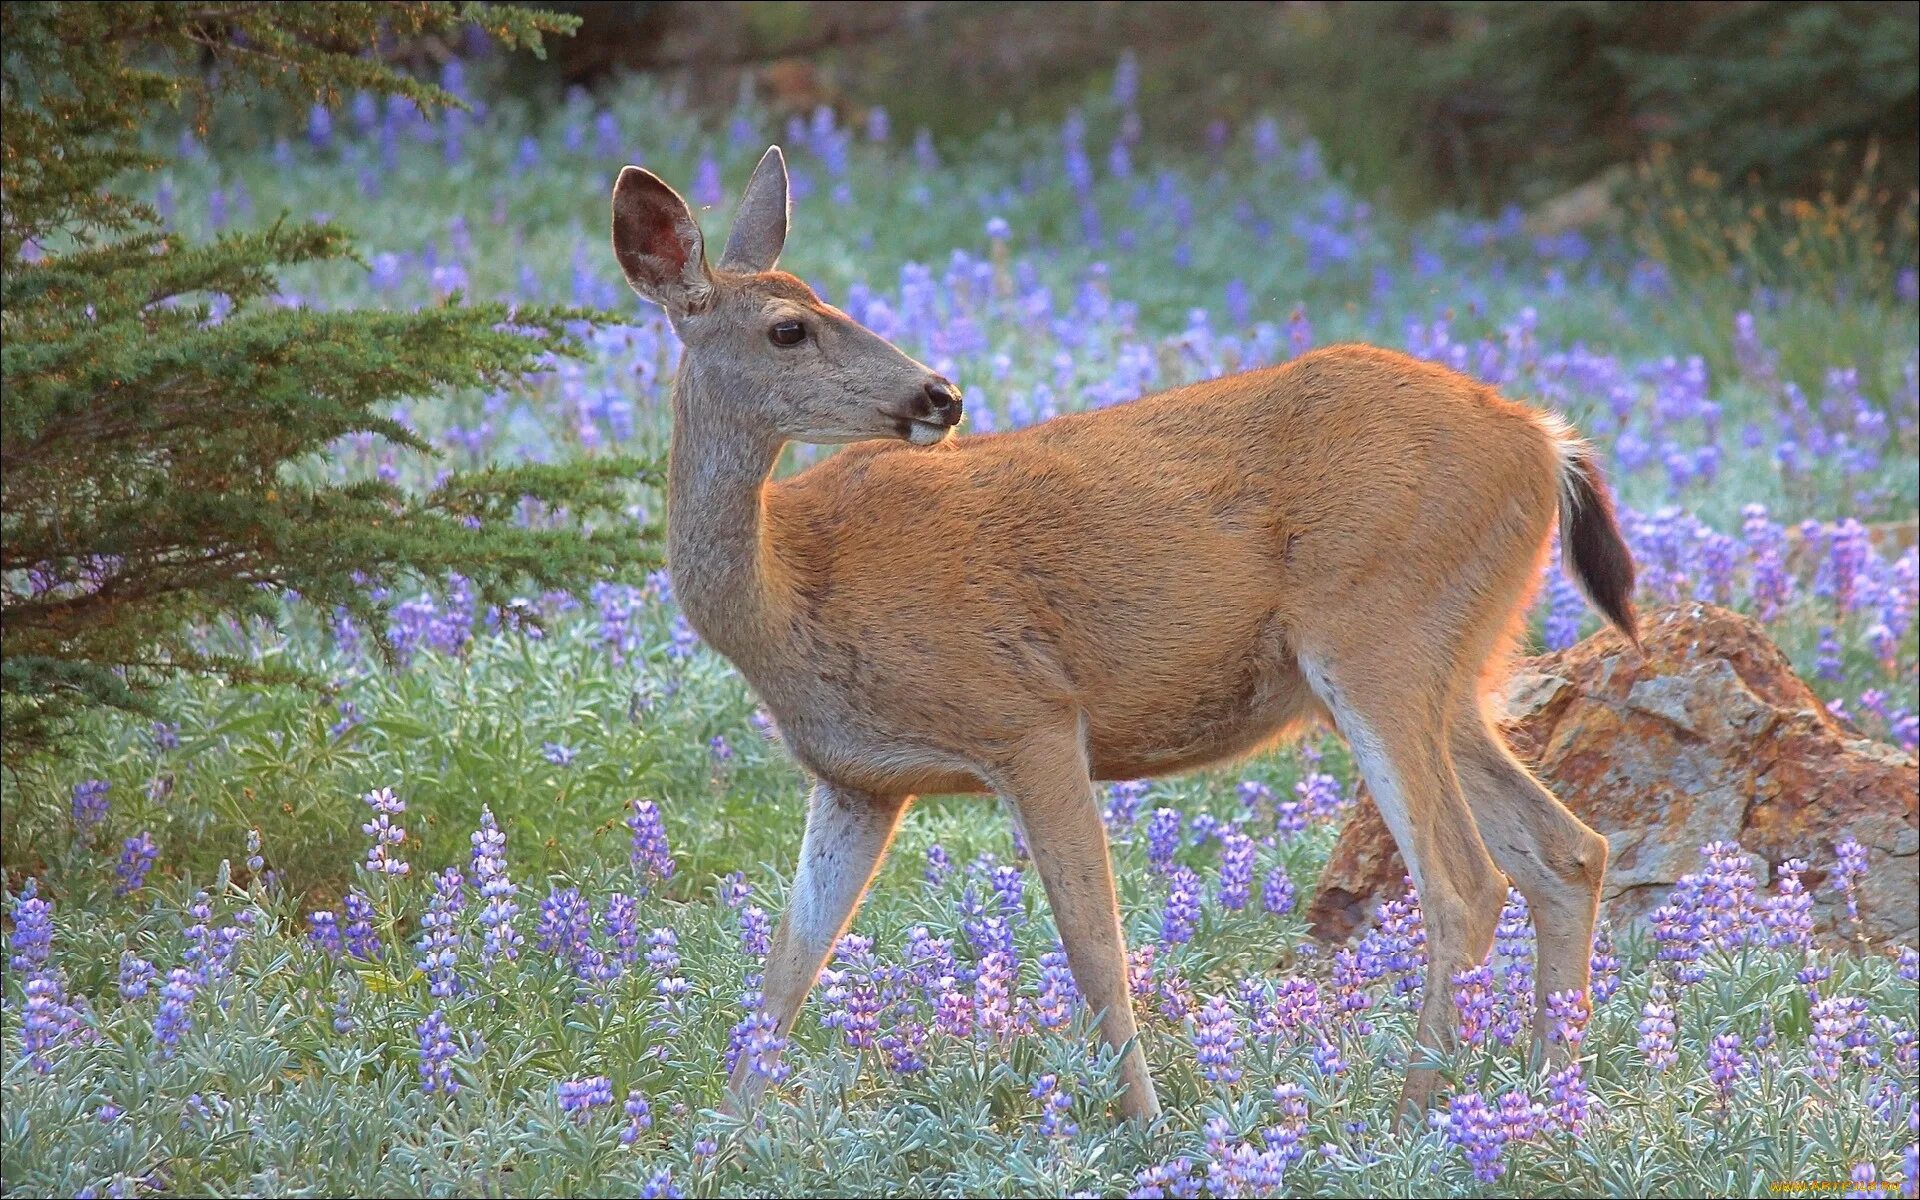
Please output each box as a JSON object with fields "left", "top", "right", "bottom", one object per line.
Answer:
{"left": 664, "top": 364, "right": 791, "bottom": 675}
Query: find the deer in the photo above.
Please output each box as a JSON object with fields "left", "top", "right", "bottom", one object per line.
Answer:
{"left": 610, "top": 146, "right": 1639, "bottom": 1130}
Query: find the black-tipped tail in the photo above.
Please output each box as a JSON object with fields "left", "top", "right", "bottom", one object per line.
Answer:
{"left": 1558, "top": 449, "right": 1640, "bottom": 648}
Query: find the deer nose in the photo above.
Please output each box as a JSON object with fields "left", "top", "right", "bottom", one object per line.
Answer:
{"left": 922, "top": 379, "right": 963, "bottom": 425}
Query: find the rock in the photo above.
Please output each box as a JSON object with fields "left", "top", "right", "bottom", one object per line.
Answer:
{"left": 1305, "top": 603, "right": 1919, "bottom": 947}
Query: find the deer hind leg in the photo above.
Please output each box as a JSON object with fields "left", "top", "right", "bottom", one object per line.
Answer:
{"left": 723, "top": 780, "right": 909, "bottom": 1116}
{"left": 1000, "top": 732, "right": 1161, "bottom": 1122}
{"left": 1300, "top": 651, "right": 1506, "bottom": 1132}
{"left": 1451, "top": 703, "right": 1608, "bottom": 1069}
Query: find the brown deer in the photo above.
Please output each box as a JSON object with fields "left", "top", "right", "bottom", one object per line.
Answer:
{"left": 610, "top": 147, "right": 1638, "bottom": 1128}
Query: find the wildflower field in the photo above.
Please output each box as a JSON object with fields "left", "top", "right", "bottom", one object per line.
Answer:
{"left": 3, "top": 50, "right": 1918, "bottom": 1199}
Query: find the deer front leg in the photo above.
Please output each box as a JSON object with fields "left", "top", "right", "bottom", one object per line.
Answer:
{"left": 1002, "top": 736, "right": 1162, "bottom": 1122}
{"left": 723, "top": 781, "right": 909, "bottom": 1116}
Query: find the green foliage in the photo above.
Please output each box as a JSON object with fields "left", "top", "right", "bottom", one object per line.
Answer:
{"left": 0, "top": 2, "right": 662, "bottom": 762}
{"left": 1262, "top": 0, "right": 1919, "bottom": 211}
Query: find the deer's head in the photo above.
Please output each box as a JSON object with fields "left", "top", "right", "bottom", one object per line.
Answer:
{"left": 612, "top": 146, "right": 962, "bottom": 447}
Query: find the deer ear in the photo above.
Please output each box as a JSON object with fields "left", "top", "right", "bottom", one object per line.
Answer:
{"left": 718, "top": 146, "right": 788, "bottom": 273}
{"left": 611, "top": 166, "right": 713, "bottom": 312}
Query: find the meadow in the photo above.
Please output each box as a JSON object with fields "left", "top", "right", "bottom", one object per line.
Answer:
{"left": 2, "top": 52, "right": 1917, "bottom": 1198}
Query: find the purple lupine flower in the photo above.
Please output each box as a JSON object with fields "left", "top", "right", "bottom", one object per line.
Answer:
{"left": 1299, "top": 770, "right": 1345, "bottom": 821}
{"left": 1590, "top": 921, "right": 1621, "bottom": 1004}
{"left": 1187, "top": 812, "right": 1224, "bottom": 849}
{"left": 343, "top": 889, "right": 381, "bottom": 960}
{"left": 1638, "top": 980, "right": 1678, "bottom": 1072}
{"left": 1130, "top": 1158, "right": 1199, "bottom": 1199}
{"left": 620, "top": 1088, "right": 653, "bottom": 1144}
{"left": 153, "top": 968, "right": 196, "bottom": 1057}
{"left": 1372, "top": 885, "right": 1428, "bottom": 1003}
{"left": 1497, "top": 1090, "right": 1544, "bottom": 1145}
{"left": 1267, "top": 975, "right": 1323, "bottom": 1041}
{"left": 1193, "top": 994, "right": 1244, "bottom": 1084}
{"left": 557, "top": 1076, "right": 614, "bottom": 1121}
{"left": 183, "top": 891, "right": 216, "bottom": 984}
{"left": 1833, "top": 837, "right": 1870, "bottom": 924}
{"left": 606, "top": 893, "right": 639, "bottom": 967}
{"left": 1036, "top": 947, "right": 1078, "bottom": 1029}
{"left": 1819, "top": 519, "right": 1874, "bottom": 615}
{"left": 933, "top": 975, "right": 974, "bottom": 1040}
{"left": 118, "top": 952, "right": 155, "bottom": 1001}
{"left": 1438, "top": 1091, "right": 1507, "bottom": 1182}
{"left": 1236, "top": 779, "right": 1273, "bottom": 823}
{"left": 417, "top": 1010, "right": 459, "bottom": 1095}
{"left": 976, "top": 948, "right": 1017, "bottom": 1038}
{"left": 1216, "top": 830, "right": 1255, "bottom": 911}
{"left": 536, "top": 886, "right": 592, "bottom": 971}
{"left": 1146, "top": 808, "right": 1182, "bottom": 871}
{"left": 924, "top": 844, "right": 953, "bottom": 886}
{"left": 1698, "top": 840, "right": 1759, "bottom": 948}
{"left": 635, "top": 926, "right": 677, "bottom": 980}
{"left": 150, "top": 721, "right": 181, "bottom": 752}
{"left": 1763, "top": 858, "right": 1815, "bottom": 950}
{"left": 1547, "top": 989, "right": 1589, "bottom": 1051}
{"left": 1030, "top": 1073, "right": 1078, "bottom": 1139}
{"left": 991, "top": 863, "right": 1025, "bottom": 922}
{"left": 720, "top": 871, "right": 752, "bottom": 908}
{"left": 1262, "top": 864, "right": 1295, "bottom": 916}
{"left": 9, "top": 880, "right": 53, "bottom": 973}
{"left": 739, "top": 906, "right": 772, "bottom": 960}
{"left": 1543, "top": 565, "right": 1586, "bottom": 650}
{"left": 880, "top": 1010, "right": 930, "bottom": 1074}
{"left": 1707, "top": 1032, "right": 1745, "bottom": 1105}
{"left": 360, "top": 787, "right": 410, "bottom": 876}
{"left": 1650, "top": 883, "right": 1705, "bottom": 985}
{"left": 1105, "top": 780, "right": 1150, "bottom": 829}
{"left": 1311, "top": 1035, "right": 1346, "bottom": 1077}
{"left": 628, "top": 801, "right": 674, "bottom": 888}
{"left": 728, "top": 993, "right": 791, "bottom": 1084}
{"left": 1160, "top": 866, "right": 1202, "bottom": 945}
{"left": 1330, "top": 947, "right": 1374, "bottom": 1034}
{"left": 1899, "top": 945, "right": 1918, "bottom": 984}
{"left": 1799, "top": 950, "right": 1833, "bottom": 996}
{"left": 1810, "top": 994, "right": 1866, "bottom": 1085}
{"left": 1816, "top": 626, "right": 1845, "bottom": 681}
{"left": 417, "top": 867, "right": 464, "bottom": 999}
{"left": 1741, "top": 505, "right": 1795, "bottom": 620}
{"left": 1844, "top": 1163, "right": 1881, "bottom": 1200}
{"left": 541, "top": 741, "right": 575, "bottom": 767}
{"left": 470, "top": 807, "right": 522, "bottom": 964}
{"left": 307, "top": 910, "right": 342, "bottom": 957}
{"left": 667, "top": 613, "right": 700, "bottom": 659}
{"left": 1455, "top": 965, "right": 1497, "bottom": 1047}
{"left": 822, "top": 937, "right": 883, "bottom": 1048}
{"left": 21, "top": 975, "right": 65, "bottom": 1072}
{"left": 71, "top": 779, "right": 111, "bottom": 834}
{"left": 332, "top": 991, "right": 355, "bottom": 1035}
{"left": 1546, "top": 1062, "right": 1589, "bottom": 1132}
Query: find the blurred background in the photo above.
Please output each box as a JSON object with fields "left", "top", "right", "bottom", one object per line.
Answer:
{"left": 494, "top": 0, "right": 1918, "bottom": 215}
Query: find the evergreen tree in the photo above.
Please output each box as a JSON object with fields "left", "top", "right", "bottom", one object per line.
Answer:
{"left": 1, "top": 2, "right": 660, "bottom": 763}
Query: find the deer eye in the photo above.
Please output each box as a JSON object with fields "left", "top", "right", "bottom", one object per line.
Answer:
{"left": 769, "top": 320, "right": 806, "bottom": 347}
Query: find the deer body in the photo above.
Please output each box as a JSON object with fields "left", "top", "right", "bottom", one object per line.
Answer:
{"left": 674, "top": 346, "right": 1565, "bottom": 796}
{"left": 614, "top": 148, "right": 1638, "bottom": 1130}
